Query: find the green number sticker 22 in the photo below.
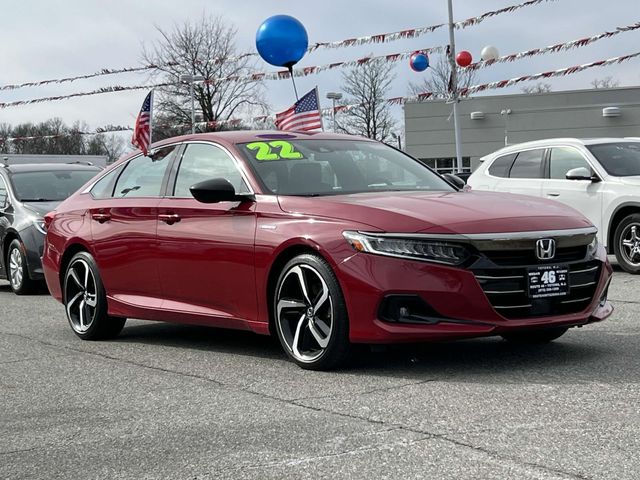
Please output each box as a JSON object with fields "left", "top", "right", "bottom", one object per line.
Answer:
{"left": 246, "top": 141, "right": 304, "bottom": 161}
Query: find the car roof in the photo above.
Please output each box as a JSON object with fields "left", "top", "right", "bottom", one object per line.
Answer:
{"left": 1, "top": 163, "right": 102, "bottom": 173}
{"left": 483, "top": 137, "right": 640, "bottom": 159}
{"left": 146, "top": 130, "right": 373, "bottom": 150}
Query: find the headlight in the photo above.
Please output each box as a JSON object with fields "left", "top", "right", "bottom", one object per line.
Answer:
{"left": 33, "top": 218, "right": 47, "bottom": 234}
{"left": 587, "top": 236, "right": 599, "bottom": 258}
{"left": 343, "top": 231, "right": 471, "bottom": 266}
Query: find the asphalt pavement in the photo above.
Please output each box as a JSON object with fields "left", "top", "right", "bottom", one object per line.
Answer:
{"left": 1, "top": 262, "right": 639, "bottom": 479}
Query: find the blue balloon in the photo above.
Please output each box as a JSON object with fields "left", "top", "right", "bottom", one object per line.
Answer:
{"left": 410, "top": 52, "right": 429, "bottom": 72}
{"left": 256, "top": 15, "right": 308, "bottom": 68}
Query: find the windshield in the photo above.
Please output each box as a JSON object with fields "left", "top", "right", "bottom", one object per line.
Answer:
{"left": 237, "top": 139, "right": 454, "bottom": 195}
{"left": 11, "top": 170, "right": 99, "bottom": 202}
{"left": 587, "top": 142, "right": 640, "bottom": 177}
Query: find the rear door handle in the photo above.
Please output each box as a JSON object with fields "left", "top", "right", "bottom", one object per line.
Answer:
{"left": 91, "top": 212, "right": 111, "bottom": 223}
{"left": 546, "top": 192, "right": 560, "bottom": 197}
{"left": 158, "top": 213, "right": 181, "bottom": 225}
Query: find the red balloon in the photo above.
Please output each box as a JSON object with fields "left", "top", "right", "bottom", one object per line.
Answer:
{"left": 456, "top": 51, "right": 472, "bottom": 67}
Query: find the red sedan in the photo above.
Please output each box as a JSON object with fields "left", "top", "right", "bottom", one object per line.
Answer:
{"left": 42, "top": 131, "right": 613, "bottom": 370}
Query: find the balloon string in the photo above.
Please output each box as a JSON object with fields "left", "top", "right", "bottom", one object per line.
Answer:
{"left": 288, "top": 66, "right": 299, "bottom": 101}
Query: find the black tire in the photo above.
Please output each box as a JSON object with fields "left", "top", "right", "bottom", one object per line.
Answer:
{"left": 273, "top": 254, "right": 350, "bottom": 370}
{"left": 63, "top": 251, "right": 126, "bottom": 340}
{"left": 6, "top": 239, "right": 38, "bottom": 295}
{"left": 613, "top": 213, "right": 640, "bottom": 274}
{"left": 501, "top": 327, "right": 568, "bottom": 344}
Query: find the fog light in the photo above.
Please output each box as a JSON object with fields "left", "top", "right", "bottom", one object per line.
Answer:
{"left": 379, "top": 295, "right": 442, "bottom": 324}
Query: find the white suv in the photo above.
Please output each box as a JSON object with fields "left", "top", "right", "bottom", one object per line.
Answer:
{"left": 467, "top": 138, "right": 640, "bottom": 273}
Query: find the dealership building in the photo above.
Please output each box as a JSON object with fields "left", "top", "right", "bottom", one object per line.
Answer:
{"left": 404, "top": 86, "right": 640, "bottom": 174}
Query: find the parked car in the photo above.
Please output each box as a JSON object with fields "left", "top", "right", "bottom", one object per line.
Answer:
{"left": 43, "top": 132, "right": 612, "bottom": 370}
{"left": 467, "top": 138, "right": 640, "bottom": 273}
{"left": 0, "top": 162, "right": 101, "bottom": 294}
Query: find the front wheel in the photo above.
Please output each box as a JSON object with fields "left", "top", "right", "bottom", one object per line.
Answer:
{"left": 274, "top": 254, "right": 350, "bottom": 370}
{"left": 614, "top": 213, "right": 640, "bottom": 274}
{"left": 64, "top": 251, "right": 126, "bottom": 340}
{"left": 501, "top": 327, "right": 568, "bottom": 344}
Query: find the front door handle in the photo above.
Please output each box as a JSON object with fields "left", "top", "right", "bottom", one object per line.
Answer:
{"left": 158, "top": 213, "right": 181, "bottom": 225}
{"left": 546, "top": 192, "right": 560, "bottom": 197}
{"left": 91, "top": 212, "right": 111, "bottom": 223}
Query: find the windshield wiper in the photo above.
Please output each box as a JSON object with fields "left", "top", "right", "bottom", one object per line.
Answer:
{"left": 20, "top": 198, "right": 56, "bottom": 202}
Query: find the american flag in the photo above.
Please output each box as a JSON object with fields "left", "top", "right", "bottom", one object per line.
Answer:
{"left": 132, "top": 90, "right": 153, "bottom": 155}
{"left": 275, "top": 88, "right": 323, "bottom": 132}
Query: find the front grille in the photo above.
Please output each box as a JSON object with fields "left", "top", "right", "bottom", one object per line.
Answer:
{"left": 482, "top": 245, "right": 587, "bottom": 266}
{"left": 472, "top": 260, "right": 601, "bottom": 319}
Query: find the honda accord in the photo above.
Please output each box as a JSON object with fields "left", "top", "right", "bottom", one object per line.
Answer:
{"left": 42, "top": 131, "right": 613, "bottom": 370}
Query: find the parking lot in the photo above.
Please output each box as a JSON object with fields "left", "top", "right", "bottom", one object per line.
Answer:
{"left": 0, "top": 263, "right": 638, "bottom": 480}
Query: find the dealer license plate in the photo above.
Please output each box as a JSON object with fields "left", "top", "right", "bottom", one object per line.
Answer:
{"left": 527, "top": 264, "right": 569, "bottom": 299}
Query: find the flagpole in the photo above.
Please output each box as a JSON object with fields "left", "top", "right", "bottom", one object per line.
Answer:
{"left": 447, "top": 0, "right": 463, "bottom": 174}
{"left": 149, "top": 90, "right": 154, "bottom": 149}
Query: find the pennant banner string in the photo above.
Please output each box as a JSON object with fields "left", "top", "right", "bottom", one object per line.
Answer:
{"left": 0, "top": 0, "right": 555, "bottom": 92}
{"left": 467, "top": 20, "right": 640, "bottom": 71}
{"left": 3, "top": 50, "right": 639, "bottom": 142}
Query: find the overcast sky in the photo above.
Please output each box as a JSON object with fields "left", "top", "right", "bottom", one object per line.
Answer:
{"left": 0, "top": 0, "right": 637, "bottom": 136}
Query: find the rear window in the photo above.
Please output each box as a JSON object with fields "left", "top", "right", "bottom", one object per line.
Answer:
{"left": 10, "top": 170, "right": 99, "bottom": 202}
{"left": 509, "top": 149, "right": 544, "bottom": 179}
{"left": 488, "top": 153, "right": 516, "bottom": 178}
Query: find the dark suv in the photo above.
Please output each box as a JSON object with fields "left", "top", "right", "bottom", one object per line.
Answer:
{"left": 0, "top": 163, "right": 101, "bottom": 294}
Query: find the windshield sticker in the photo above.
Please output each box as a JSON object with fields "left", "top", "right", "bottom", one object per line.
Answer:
{"left": 246, "top": 141, "right": 304, "bottom": 161}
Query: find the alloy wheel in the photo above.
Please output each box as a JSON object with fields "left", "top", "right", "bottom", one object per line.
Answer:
{"left": 620, "top": 223, "right": 640, "bottom": 268}
{"left": 65, "top": 259, "right": 98, "bottom": 333}
{"left": 276, "top": 264, "right": 334, "bottom": 363}
{"left": 8, "top": 247, "right": 24, "bottom": 290}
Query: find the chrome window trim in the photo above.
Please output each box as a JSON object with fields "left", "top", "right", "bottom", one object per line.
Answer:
{"left": 81, "top": 140, "right": 187, "bottom": 195}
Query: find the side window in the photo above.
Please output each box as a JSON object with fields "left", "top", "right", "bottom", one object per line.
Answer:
{"left": 173, "top": 143, "right": 249, "bottom": 197}
{"left": 90, "top": 164, "right": 125, "bottom": 199}
{"left": 113, "top": 146, "right": 176, "bottom": 198}
{"left": 487, "top": 153, "right": 516, "bottom": 178}
{"left": 549, "top": 147, "right": 590, "bottom": 179}
{"left": 509, "top": 149, "right": 544, "bottom": 179}
{"left": 0, "top": 177, "right": 8, "bottom": 208}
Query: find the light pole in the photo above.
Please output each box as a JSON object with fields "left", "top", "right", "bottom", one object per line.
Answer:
{"left": 447, "top": 0, "right": 463, "bottom": 173}
{"left": 326, "top": 92, "right": 342, "bottom": 132}
{"left": 391, "top": 132, "right": 402, "bottom": 150}
{"left": 179, "top": 74, "right": 205, "bottom": 134}
{"left": 501, "top": 109, "right": 512, "bottom": 146}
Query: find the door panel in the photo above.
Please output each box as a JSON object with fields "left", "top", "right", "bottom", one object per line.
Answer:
{"left": 90, "top": 199, "right": 162, "bottom": 304}
{"left": 156, "top": 198, "right": 257, "bottom": 320}
{"left": 543, "top": 147, "right": 603, "bottom": 238}
{"left": 156, "top": 142, "right": 258, "bottom": 322}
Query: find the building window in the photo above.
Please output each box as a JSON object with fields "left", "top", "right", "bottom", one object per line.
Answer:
{"left": 420, "top": 157, "right": 471, "bottom": 174}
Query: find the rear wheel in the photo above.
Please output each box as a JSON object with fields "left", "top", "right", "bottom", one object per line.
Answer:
{"left": 64, "top": 251, "right": 125, "bottom": 340}
{"left": 7, "top": 239, "right": 37, "bottom": 295}
{"left": 501, "top": 327, "right": 568, "bottom": 344}
{"left": 274, "top": 254, "right": 350, "bottom": 370}
{"left": 614, "top": 213, "right": 640, "bottom": 274}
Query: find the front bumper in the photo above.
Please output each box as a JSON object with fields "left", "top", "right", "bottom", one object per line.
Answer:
{"left": 336, "top": 246, "right": 613, "bottom": 343}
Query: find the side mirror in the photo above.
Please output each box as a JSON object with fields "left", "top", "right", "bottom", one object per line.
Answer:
{"left": 189, "top": 178, "right": 253, "bottom": 204}
{"left": 565, "top": 167, "right": 599, "bottom": 182}
{"left": 442, "top": 173, "right": 466, "bottom": 190}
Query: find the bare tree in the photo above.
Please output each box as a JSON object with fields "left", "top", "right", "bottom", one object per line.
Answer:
{"left": 338, "top": 58, "right": 396, "bottom": 142}
{"left": 521, "top": 82, "right": 552, "bottom": 94}
{"left": 408, "top": 55, "right": 477, "bottom": 97}
{"left": 142, "top": 15, "right": 267, "bottom": 138}
{"left": 591, "top": 76, "right": 619, "bottom": 89}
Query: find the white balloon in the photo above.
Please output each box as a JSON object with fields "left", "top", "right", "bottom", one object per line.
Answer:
{"left": 481, "top": 45, "right": 499, "bottom": 61}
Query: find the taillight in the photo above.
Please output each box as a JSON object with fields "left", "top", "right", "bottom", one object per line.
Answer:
{"left": 44, "top": 210, "right": 56, "bottom": 230}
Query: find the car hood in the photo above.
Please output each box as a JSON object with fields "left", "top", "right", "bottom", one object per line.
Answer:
{"left": 21, "top": 201, "right": 61, "bottom": 217}
{"left": 277, "top": 190, "right": 593, "bottom": 234}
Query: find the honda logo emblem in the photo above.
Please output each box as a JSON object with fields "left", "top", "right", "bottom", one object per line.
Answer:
{"left": 536, "top": 238, "right": 556, "bottom": 260}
